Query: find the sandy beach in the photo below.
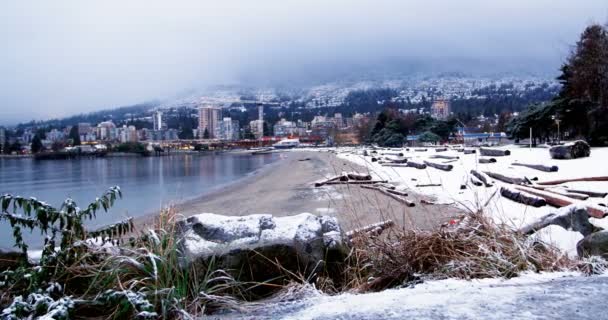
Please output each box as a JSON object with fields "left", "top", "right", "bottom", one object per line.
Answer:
{"left": 138, "top": 150, "right": 461, "bottom": 232}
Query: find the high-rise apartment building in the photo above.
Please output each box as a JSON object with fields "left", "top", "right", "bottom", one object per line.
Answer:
{"left": 198, "top": 106, "right": 221, "bottom": 139}
{"left": 153, "top": 111, "right": 163, "bottom": 131}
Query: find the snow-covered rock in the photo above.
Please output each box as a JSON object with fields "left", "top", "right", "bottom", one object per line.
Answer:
{"left": 549, "top": 140, "right": 591, "bottom": 159}
{"left": 176, "top": 213, "right": 344, "bottom": 276}
{"left": 578, "top": 230, "right": 608, "bottom": 259}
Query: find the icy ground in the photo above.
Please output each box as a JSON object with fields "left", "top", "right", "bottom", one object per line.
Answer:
{"left": 333, "top": 146, "right": 608, "bottom": 254}
{"left": 211, "top": 272, "right": 608, "bottom": 320}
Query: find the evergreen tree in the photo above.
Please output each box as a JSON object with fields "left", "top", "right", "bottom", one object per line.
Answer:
{"left": 203, "top": 128, "right": 210, "bottom": 139}
{"left": 69, "top": 126, "right": 81, "bottom": 145}
{"left": 31, "top": 135, "right": 43, "bottom": 153}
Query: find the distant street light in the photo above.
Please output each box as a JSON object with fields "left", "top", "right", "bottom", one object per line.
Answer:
{"left": 552, "top": 115, "right": 561, "bottom": 143}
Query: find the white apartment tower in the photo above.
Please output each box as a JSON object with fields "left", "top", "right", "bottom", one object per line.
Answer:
{"left": 257, "top": 104, "right": 264, "bottom": 137}
{"left": 198, "top": 106, "right": 221, "bottom": 139}
{"left": 153, "top": 111, "right": 163, "bottom": 131}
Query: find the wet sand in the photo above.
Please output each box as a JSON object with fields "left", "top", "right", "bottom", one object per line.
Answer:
{"left": 138, "top": 150, "right": 461, "bottom": 232}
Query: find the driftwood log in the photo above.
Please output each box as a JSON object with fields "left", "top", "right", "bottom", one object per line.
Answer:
{"left": 511, "top": 163, "right": 559, "bottom": 172}
{"left": 431, "top": 155, "right": 459, "bottom": 160}
{"left": 314, "top": 175, "right": 342, "bottom": 187}
{"left": 515, "top": 185, "right": 608, "bottom": 218}
{"left": 527, "top": 185, "right": 590, "bottom": 201}
{"left": 500, "top": 186, "right": 546, "bottom": 207}
{"left": 381, "top": 163, "right": 410, "bottom": 167}
{"left": 378, "top": 157, "right": 408, "bottom": 164}
{"left": 463, "top": 149, "right": 476, "bottom": 154}
{"left": 416, "top": 183, "right": 442, "bottom": 187}
{"left": 566, "top": 189, "right": 608, "bottom": 198}
{"left": 423, "top": 160, "right": 453, "bottom": 171}
{"left": 360, "top": 185, "right": 415, "bottom": 207}
{"left": 537, "top": 176, "right": 608, "bottom": 186}
{"left": 342, "top": 172, "right": 372, "bottom": 181}
{"left": 480, "top": 148, "right": 511, "bottom": 157}
{"left": 324, "top": 180, "right": 388, "bottom": 185}
{"left": 381, "top": 152, "right": 404, "bottom": 157}
{"left": 519, "top": 205, "right": 601, "bottom": 236}
{"left": 483, "top": 171, "right": 528, "bottom": 185}
{"left": 435, "top": 148, "right": 448, "bottom": 152}
{"left": 479, "top": 158, "right": 497, "bottom": 164}
{"left": 406, "top": 160, "right": 427, "bottom": 169}
{"left": 470, "top": 175, "right": 483, "bottom": 186}
{"left": 346, "top": 220, "right": 395, "bottom": 240}
{"left": 470, "top": 170, "right": 493, "bottom": 187}
{"left": 414, "top": 148, "right": 428, "bottom": 152}
{"left": 549, "top": 140, "right": 590, "bottom": 159}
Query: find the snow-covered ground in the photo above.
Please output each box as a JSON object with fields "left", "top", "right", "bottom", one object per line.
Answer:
{"left": 213, "top": 271, "right": 608, "bottom": 320}
{"left": 333, "top": 146, "right": 608, "bottom": 254}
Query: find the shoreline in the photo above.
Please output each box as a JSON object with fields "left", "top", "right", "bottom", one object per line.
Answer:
{"left": 136, "top": 150, "right": 461, "bottom": 232}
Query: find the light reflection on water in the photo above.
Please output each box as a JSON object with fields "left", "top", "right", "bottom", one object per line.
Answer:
{"left": 0, "top": 153, "right": 279, "bottom": 249}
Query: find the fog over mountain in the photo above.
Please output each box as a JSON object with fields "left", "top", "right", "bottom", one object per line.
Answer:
{"left": 0, "top": 0, "right": 607, "bottom": 124}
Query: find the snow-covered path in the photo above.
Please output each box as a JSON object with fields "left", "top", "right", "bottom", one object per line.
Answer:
{"left": 212, "top": 272, "right": 608, "bottom": 320}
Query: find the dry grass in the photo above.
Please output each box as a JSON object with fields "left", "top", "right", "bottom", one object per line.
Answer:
{"left": 343, "top": 211, "right": 574, "bottom": 292}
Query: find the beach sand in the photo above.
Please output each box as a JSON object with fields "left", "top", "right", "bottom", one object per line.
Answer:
{"left": 137, "top": 150, "right": 461, "bottom": 232}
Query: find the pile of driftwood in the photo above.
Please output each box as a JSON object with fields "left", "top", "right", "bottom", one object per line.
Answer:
{"left": 470, "top": 166, "right": 608, "bottom": 217}
{"left": 360, "top": 184, "right": 415, "bottom": 207}
{"left": 314, "top": 172, "right": 387, "bottom": 187}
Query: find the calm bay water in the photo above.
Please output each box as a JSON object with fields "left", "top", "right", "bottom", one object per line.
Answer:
{"left": 0, "top": 153, "right": 279, "bottom": 249}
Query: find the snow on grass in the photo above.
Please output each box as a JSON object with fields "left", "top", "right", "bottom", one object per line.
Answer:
{"left": 334, "top": 146, "right": 608, "bottom": 254}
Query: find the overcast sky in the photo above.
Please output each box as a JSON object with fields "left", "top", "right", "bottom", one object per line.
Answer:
{"left": 0, "top": 0, "right": 607, "bottom": 124}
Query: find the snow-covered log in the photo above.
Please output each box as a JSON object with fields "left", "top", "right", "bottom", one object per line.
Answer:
{"left": 314, "top": 175, "right": 342, "bottom": 187}
{"left": 549, "top": 140, "right": 590, "bottom": 159}
{"left": 406, "top": 160, "right": 427, "bottom": 169}
{"left": 483, "top": 171, "right": 528, "bottom": 185}
{"left": 342, "top": 172, "right": 372, "bottom": 181}
{"left": 176, "top": 213, "right": 344, "bottom": 275}
{"left": 360, "top": 185, "right": 415, "bottom": 207}
{"left": 463, "top": 149, "right": 477, "bottom": 154}
{"left": 435, "top": 148, "right": 448, "bottom": 152}
{"left": 480, "top": 148, "right": 511, "bottom": 157}
{"left": 324, "top": 180, "right": 388, "bottom": 185}
{"left": 519, "top": 205, "right": 599, "bottom": 236}
{"left": 470, "top": 175, "right": 483, "bottom": 186}
{"left": 500, "top": 186, "right": 546, "bottom": 207}
{"left": 430, "top": 155, "right": 459, "bottom": 160}
{"left": 515, "top": 185, "right": 608, "bottom": 218}
{"left": 470, "top": 170, "right": 493, "bottom": 187}
{"left": 537, "top": 176, "right": 608, "bottom": 186}
{"left": 416, "top": 183, "right": 441, "bottom": 187}
{"left": 479, "top": 158, "right": 497, "bottom": 164}
{"left": 414, "top": 148, "right": 428, "bottom": 152}
{"left": 345, "top": 220, "right": 395, "bottom": 240}
{"left": 511, "top": 163, "right": 559, "bottom": 172}
{"left": 423, "top": 160, "right": 453, "bottom": 171}
{"left": 566, "top": 189, "right": 608, "bottom": 198}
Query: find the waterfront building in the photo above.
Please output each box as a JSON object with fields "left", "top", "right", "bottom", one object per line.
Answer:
{"left": 431, "top": 99, "right": 450, "bottom": 120}
{"left": 273, "top": 119, "right": 298, "bottom": 137}
{"left": 0, "top": 127, "right": 5, "bottom": 145}
{"left": 198, "top": 106, "right": 221, "bottom": 139}
{"left": 218, "top": 117, "right": 240, "bottom": 141}
{"left": 249, "top": 120, "right": 264, "bottom": 139}
{"left": 164, "top": 129, "right": 179, "bottom": 141}
{"left": 97, "top": 121, "right": 117, "bottom": 141}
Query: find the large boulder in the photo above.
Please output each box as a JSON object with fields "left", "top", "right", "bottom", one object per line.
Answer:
{"left": 549, "top": 140, "right": 591, "bottom": 159}
{"left": 577, "top": 231, "right": 608, "bottom": 259}
{"left": 176, "top": 213, "right": 344, "bottom": 285}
